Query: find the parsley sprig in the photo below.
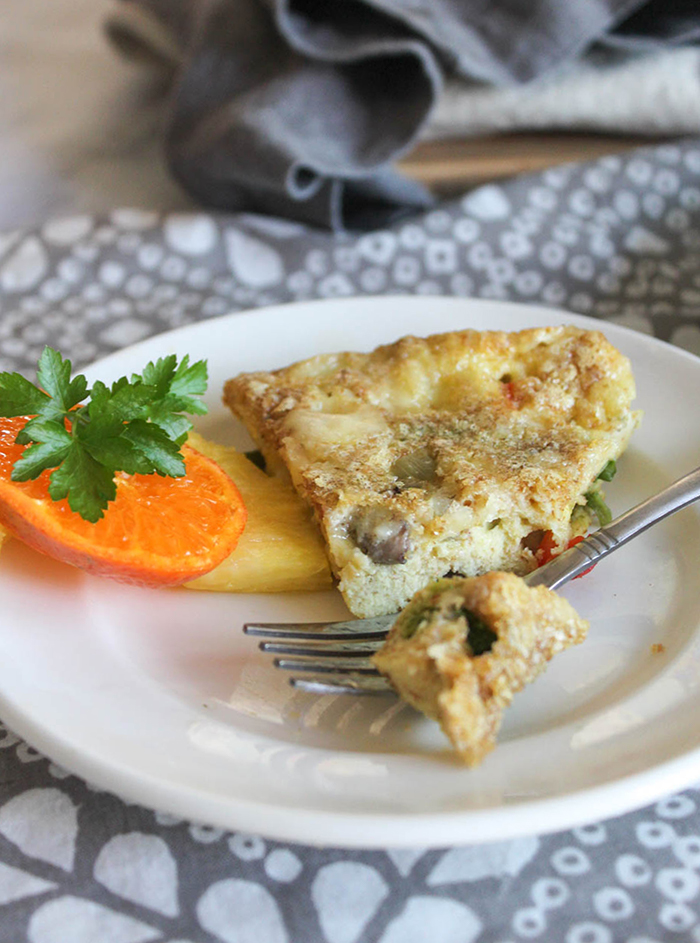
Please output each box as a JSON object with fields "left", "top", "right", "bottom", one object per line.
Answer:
{"left": 0, "top": 347, "right": 208, "bottom": 523}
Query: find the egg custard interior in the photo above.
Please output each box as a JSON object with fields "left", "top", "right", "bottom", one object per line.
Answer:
{"left": 372, "top": 571, "right": 590, "bottom": 765}
{"left": 224, "top": 325, "right": 640, "bottom": 618}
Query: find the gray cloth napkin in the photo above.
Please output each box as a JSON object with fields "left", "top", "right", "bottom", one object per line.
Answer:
{"left": 106, "top": 0, "right": 700, "bottom": 231}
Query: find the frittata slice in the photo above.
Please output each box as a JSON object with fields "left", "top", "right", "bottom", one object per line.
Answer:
{"left": 224, "top": 325, "right": 639, "bottom": 617}
{"left": 373, "top": 572, "right": 589, "bottom": 765}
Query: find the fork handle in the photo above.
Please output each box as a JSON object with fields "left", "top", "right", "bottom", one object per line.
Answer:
{"left": 524, "top": 465, "right": 700, "bottom": 591}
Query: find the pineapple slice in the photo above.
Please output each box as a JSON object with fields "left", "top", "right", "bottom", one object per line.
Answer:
{"left": 185, "top": 432, "right": 333, "bottom": 593}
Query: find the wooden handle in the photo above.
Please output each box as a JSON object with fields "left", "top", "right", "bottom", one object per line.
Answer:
{"left": 399, "top": 132, "right": 656, "bottom": 193}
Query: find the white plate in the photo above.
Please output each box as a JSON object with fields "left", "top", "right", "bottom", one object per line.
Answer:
{"left": 1, "top": 296, "right": 700, "bottom": 849}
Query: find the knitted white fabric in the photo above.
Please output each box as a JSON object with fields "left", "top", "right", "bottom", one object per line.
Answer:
{"left": 426, "top": 47, "right": 700, "bottom": 139}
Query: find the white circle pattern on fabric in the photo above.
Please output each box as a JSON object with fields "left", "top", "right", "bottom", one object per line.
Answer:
{"left": 659, "top": 902, "right": 697, "bottom": 933}
{"left": 551, "top": 847, "right": 591, "bottom": 877}
{"left": 655, "top": 867, "right": 700, "bottom": 902}
{"left": 565, "top": 922, "right": 612, "bottom": 943}
{"left": 592, "top": 887, "right": 634, "bottom": 921}
{"left": 656, "top": 795, "right": 696, "bottom": 818}
{"left": 452, "top": 218, "right": 480, "bottom": 244}
{"left": 674, "top": 835, "right": 700, "bottom": 869}
{"left": 189, "top": 824, "right": 224, "bottom": 845}
{"left": 636, "top": 821, "right": 677, "bottom": 849}
{"left": 615, "top": 854, "right": 652, "bottom": 887}
{"left": 512, "top": 906, "right": 547, "bottom": 938}
{"left": 228, "top": 834, "right": 266, "bottom": 862}
{"left": 264, "top": 849, "right": 303, "bottom": 884}
{"left": 531, "top": 878, "right": 570, "bottom": 910}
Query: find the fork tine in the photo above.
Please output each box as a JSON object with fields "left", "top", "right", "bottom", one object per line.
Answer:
{"left": 259, "top": 640, "right": 384, "bottom": 657}
{"left": 290, "top": 675, "right": 393, "bottom": 695}
{"left": 243, "top": 614, "right": 394, "bottom": 640}
{"left": 274, "top": 657, "right": 378, "bottom": 673}
{"left": 244, "top": 614, "right": 395, "bottom": 695}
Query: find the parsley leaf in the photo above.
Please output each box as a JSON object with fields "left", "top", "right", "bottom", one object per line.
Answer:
{"left": 122, "top": 419, "right": 186, "bottom": 477}
{"left": 138, "top": 355, "right": 209, "bottom": 443}
{"left": 36, "top": 347, "right": 89, "bottom": 415}
{"left": 48, "top": 443, "right": 118, "bottom": 523}
{"left": 0, "top": 372, "right": 51, "bottom": 418}
{"left": 0, "top": 346, "right": 208, "bottom": 523}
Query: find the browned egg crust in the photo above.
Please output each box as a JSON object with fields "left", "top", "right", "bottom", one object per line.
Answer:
{"left": 224, "top": 325, "right": 639, "bottom": 617}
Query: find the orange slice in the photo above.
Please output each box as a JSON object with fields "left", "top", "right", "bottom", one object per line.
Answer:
{"left": 0, "top": 416, "right": 247, "bottom": 587}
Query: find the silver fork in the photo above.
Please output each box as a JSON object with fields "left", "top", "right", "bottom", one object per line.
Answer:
{"left": 244, "top": 465, "right": 700, "bottom": 695}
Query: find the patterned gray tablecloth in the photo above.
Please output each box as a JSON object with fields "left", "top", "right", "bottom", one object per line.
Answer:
{"left": 2, "top": 141, "right": 700, "bottom": 942}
